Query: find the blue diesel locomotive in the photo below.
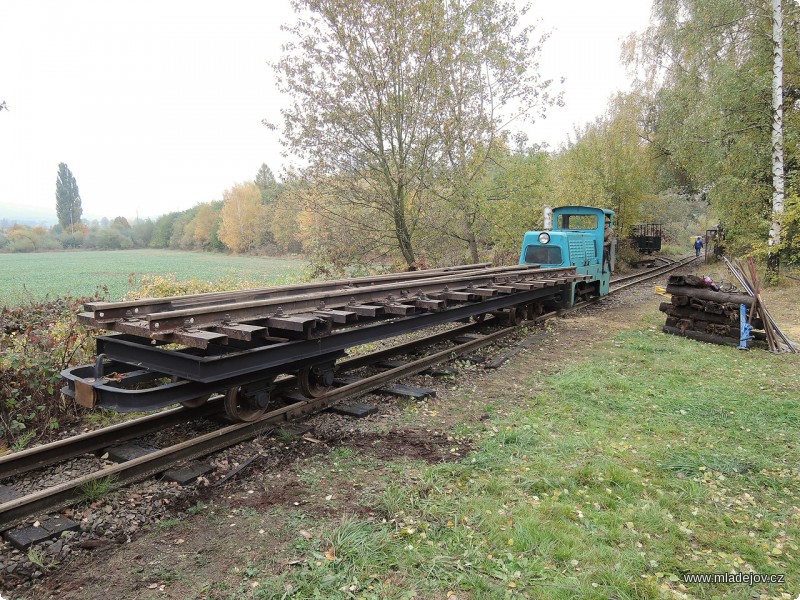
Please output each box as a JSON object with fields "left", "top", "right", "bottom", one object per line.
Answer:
{"left": 519, "top": 205, "right": 615, "bottom": 304}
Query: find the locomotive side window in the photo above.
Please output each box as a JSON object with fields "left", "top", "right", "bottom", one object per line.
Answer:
{"left": 524, "top": 245, "right": 562, "bottom": 264}
{"left": 557, "top": 214, "right": 598, "bottom": 230}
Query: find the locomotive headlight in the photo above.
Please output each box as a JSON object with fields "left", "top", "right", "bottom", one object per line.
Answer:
{"left": 538, "top": 232, "right": 550, "bottom": 244}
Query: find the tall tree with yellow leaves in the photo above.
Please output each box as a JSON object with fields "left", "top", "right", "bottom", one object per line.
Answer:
{"left": 218, "top": 183, "right": 268, "bottom": 253}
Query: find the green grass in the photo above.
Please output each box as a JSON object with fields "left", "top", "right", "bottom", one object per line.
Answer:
{"left": 0, "top": 249, "right": 306, "bottom": 306}
{"left": 80, "top": 475, "right": 118, "bottom": 502}
{"left": 252, "top": 319, "right": 800, "bottom": 599}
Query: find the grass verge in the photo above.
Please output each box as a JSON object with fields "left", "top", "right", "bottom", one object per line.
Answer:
{"left": 252, "top": 317, "right": 799, "bottom": 599}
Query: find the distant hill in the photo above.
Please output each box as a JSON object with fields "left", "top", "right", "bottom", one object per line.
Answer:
{"left": 0, "top": 203, "right": 57, "bottom": 226}
{"left": 0, "top": 203, "right": 138, "bottom": 227}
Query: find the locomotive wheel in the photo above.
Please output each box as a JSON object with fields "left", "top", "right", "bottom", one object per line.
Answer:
{"left": 180, "top": 394, "right": 210, "bottom": 409}
{"left": 224, "top": 386, "right": 267, "bottom": 422}
{"left": 298, "top": 364, "right": 335, "bottom": 399}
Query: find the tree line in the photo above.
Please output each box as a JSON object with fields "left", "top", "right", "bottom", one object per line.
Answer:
{"left": 5, "top": 0, "right": 797, "bottom": 272}
{"left": 259, "top": 0, "right": 798, "bottom": 274}
{"left": 0, "top": 163, "right": 293, "bottom": 255}
{"left": 621, "top": 0, "right": 800, "bottom": 268}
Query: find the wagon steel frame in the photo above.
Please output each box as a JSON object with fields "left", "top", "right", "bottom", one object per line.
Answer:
{"left": 62, "top": 283, "right": 572, "bottom": 411}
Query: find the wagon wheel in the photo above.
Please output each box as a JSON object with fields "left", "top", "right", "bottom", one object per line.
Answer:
{"left": 524, "top": 304, "right": 536, "bottom": 320}
{"left": 526, "top": 304, "right": 543, "bottom": 321}
{"left": 171, "top": 374, "right": 210, "bottom": 409}
{"left": 298, "top": 363, "right": 336, "bottom": 399}
{"left": 180, "top": 394, "right": 210, "bottom": 409}
{"left": 506, "top": 306, "right": 524, "bottom": 326}
{"left": 224, "top": 386, "right": 267, "bottom": 422}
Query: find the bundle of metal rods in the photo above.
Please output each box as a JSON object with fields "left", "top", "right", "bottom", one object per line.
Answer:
{"left": 723, "top": 256, "right": 798, "bottom": 353}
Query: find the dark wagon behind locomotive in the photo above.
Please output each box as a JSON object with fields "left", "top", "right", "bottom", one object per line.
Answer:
{"left": 62, "top": 206, "right": 616, "bottom": 422}
{"left": 631, "top": 223, "right": 663, "bottom": 254}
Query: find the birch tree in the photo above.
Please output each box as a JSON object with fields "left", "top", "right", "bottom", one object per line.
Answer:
{"left": 769, "top": 0, "right": 784, "bottom": 272}
{"left": 626, "top": 0, "right": 800, "bottom": 254}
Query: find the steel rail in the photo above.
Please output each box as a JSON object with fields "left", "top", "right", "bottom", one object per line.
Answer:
{"left": 136, "top": 267, "right": 580, "bottom": 333}
{"left": 609, "top": 255, "right": 698, "bottom": 293}
{"left": 83, "top": 264, "right": 554, "bottom": 323}
{"left": 532, "top": 256, "right": 700, "bottom": 321}
{"left": 88, "top": 286, "right": 569, "bottom": 386}
{"left": 84, "top": 263, "right": 498, "bottom": 319}
{"left": 610, "top": 254, "right": 696, "bottom": 285}
{"left": 0, "top": 323, "right": 516, "bottom": 532}
{"left": 0, "top": 401, "right": 223, "bottom": 481}
{"left": 0, "top": 319, "right": 488, "bottom": 481}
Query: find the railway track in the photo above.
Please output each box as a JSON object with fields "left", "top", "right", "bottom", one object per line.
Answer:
{"left": 0, "top": 319, "right": 487, "bottom": 483}
{"left": 0, "top": 255, "right": 697, "bottom": 534}
{"left": 0, "top": 319, "right": 506, "bottom": 531}
{"left": 610, "top": 254, "right": 698, "bottom": 292}
{"left": 534, "top": 255, "right": 699, "bottom": 319}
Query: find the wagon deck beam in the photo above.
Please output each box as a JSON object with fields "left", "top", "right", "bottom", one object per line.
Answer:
{"left": 75, "top": 285, "right": 568, "bottom": 388}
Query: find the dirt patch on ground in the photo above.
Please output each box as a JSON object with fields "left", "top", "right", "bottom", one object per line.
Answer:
{"left": 232, "top": 474, "right": 379, "bottom": 522}
{"left": 28, "top": 509, "right": 297, "bottom": 600}
{"left": 227, "top": 429, "right": 468, "bottom": 521}
{"left": 335, "top": 429, "right": 471, "bottom": 464}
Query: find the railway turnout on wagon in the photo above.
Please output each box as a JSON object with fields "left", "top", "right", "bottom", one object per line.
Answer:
{"left": 63, "top": 263, "right": 589, "bottom": 420}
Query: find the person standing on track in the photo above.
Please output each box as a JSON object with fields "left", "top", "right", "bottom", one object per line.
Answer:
{"left": 694, "top": 236, "right": 704, "bottom": 257}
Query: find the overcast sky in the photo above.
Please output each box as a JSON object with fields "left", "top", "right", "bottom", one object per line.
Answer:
{"left": 0, "top": 0, "right": 653, "bottom": 222}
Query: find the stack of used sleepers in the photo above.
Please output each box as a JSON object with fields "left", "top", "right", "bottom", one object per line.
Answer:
{"left": 660, "top": 259, "right": 798, "bottom": 352}
{"left": 660, "top": 274, "right": 759, "bottom": 347}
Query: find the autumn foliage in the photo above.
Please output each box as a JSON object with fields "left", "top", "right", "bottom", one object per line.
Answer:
{"left": 0, "top": 297, "right": 95, "bottom": 449}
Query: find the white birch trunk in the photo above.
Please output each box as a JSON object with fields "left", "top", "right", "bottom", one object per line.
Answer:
{"left": 769, "top": 0, "right": 785, "bottom": 261}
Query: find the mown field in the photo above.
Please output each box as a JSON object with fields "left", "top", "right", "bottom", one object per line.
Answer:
{"left": 0, "top": 249, "right": 306, "bottom": 307}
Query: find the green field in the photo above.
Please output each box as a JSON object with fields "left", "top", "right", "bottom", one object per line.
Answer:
{"left": 0, "top": 249, "right": 307, "bottom": 306}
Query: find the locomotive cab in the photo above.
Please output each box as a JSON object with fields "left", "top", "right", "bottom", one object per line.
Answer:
{"left": 519, "top": 205, "right": 614, "bottom": 303}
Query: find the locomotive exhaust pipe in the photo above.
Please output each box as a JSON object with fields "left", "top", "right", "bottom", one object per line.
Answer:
{"left": 543, "top": 205, "right": 553, "bottom": 230}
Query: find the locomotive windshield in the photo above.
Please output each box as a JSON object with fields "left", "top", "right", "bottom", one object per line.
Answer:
{"left": 557, "top": 214, "right": 598, "bottom": 230}
{"left": 524, "top": 245, "right": 562, "bottom": 264}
